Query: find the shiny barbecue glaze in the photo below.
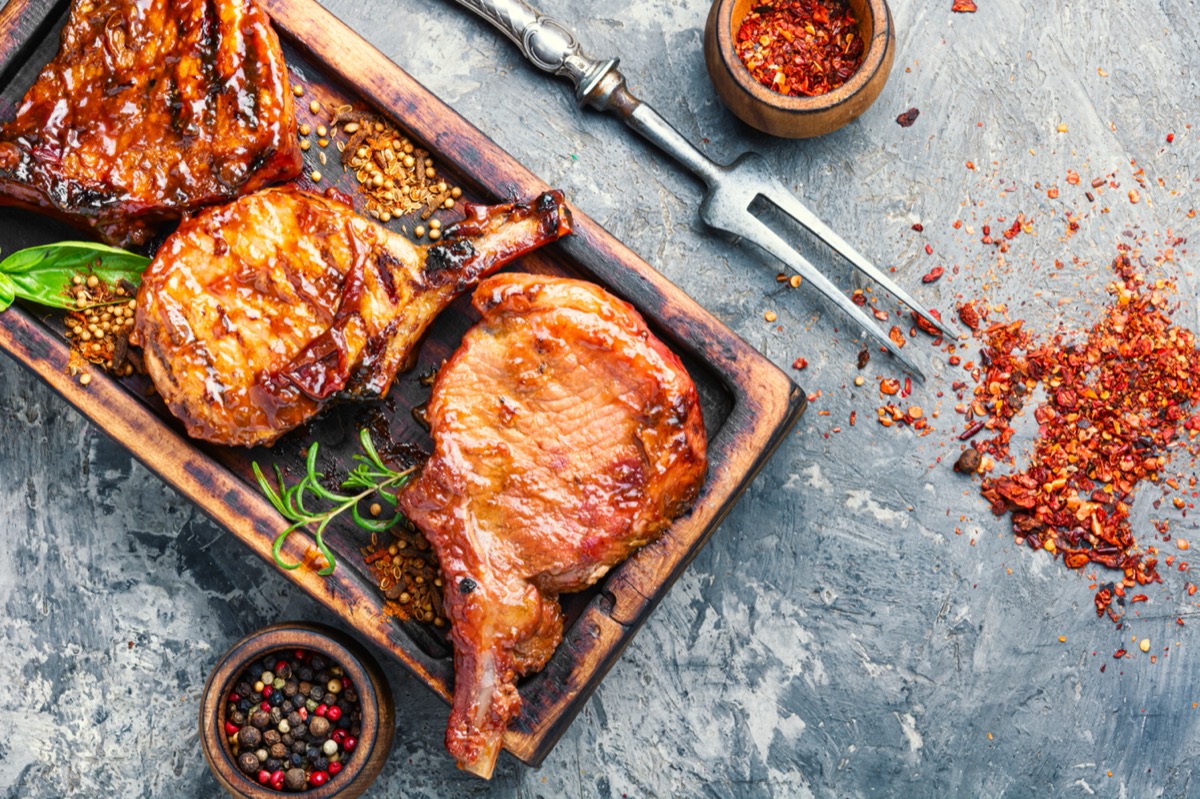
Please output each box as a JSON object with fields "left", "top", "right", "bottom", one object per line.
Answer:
{"left": 0, "top": 0, "right": 301, "bottom": 247}
{"left": 398, "top": 274, "right": 708, "bottom": 778}
{"left": 131, "top": 187, "right": 572, "bottom": 447}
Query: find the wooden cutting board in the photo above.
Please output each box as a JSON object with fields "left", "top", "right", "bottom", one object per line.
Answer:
{"left": 0, "top": 0, "right": 805, "bottom": 766}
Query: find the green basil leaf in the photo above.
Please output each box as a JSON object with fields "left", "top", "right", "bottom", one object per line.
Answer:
{"left": 0, "top": 273, "right": 15, "bottom": 312}
{"left": 0, "top": 241, "right": 150, "bottom": 311}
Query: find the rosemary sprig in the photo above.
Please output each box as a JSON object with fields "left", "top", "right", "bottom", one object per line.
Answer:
{"left": 253, "top": 429, "right": 415, "bottom": 576}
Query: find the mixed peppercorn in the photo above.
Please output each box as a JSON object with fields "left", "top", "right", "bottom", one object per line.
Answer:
{"left": 735, "top": 0, "right": 865, "bottom": 98}
{"left": 224, "top": 650, "right": 363, "bottom": 791}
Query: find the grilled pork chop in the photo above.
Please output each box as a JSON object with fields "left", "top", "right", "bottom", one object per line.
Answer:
{"left": 398, "top": 274, "right": 708, "bottom": 777}
{"left": 131, "top": 187, "right": 572, "bottom": 446}
{"left": 0, "top": 0, "right": 301, "bottom": 247}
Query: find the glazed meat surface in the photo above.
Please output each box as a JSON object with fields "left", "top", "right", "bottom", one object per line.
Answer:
{"left": 0, "top": 0, "right": 301, "bottom": 247}
{"left": 398, "top": 274, "right": 708, "bottom": 777}
{"left": 131, "top": 187, "right": 572, "bottom": 446}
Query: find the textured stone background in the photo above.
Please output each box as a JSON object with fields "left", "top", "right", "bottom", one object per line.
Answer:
{"left": 3, "top": 0, "right": 1200, "bottom": 796}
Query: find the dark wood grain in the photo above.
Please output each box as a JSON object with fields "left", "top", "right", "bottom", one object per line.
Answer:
{"left": 0, "top": 0, "right": 62, "bottom": 86}
{"left": 0, "top": 0, "right": 804, "bottom": 767}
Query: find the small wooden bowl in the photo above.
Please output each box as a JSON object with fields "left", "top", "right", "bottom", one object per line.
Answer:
{"left": 200, "top": 622, "right": 395, "bottom": 799}
{"left": 704, "top": 0, "right": 896, "bottom": 138}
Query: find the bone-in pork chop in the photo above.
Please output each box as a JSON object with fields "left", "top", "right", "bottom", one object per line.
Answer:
{"left": 398, "top": 273, "right": 708, "bottom": 777}
{"left": 0, "top": 0, "right": 301, "bottom": 247}
{"left": 131, "top": 187, "right": 572, "bottom": 447}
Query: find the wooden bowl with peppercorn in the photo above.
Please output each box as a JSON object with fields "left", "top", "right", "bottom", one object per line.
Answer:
{"left": 200, "top": 623, "right": 395, "bottom": 799}
{"left": 704, "top": 0, "right": 896, "bottom": 138}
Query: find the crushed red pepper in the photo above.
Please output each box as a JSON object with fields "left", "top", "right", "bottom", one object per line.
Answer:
{"left": 735, "top": 0, "right": 865, "bottom": 98}
{"left": 968, "top": 248, "right": 1200, "bottom": 621}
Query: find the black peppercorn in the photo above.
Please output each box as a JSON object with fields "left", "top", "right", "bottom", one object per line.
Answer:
{"left": 263, "top": 730, "right": 281, "bottom": 747}
{"left": 264, "top": 757, "right": 282, "bottom": 772}
{"left": 250, "top": 710, "right": 271, "bottom": 729}
{"left": 239, "top": 726, "right": 262, "bottom": 749}
{"left": 307, "top": 717, "right": 331, "bottom": 738}
{"left": 237, "top": 752, "right": 260, "bottom": 775}
{"left": 284, "top": 768, "right": 307, "bottom": 791}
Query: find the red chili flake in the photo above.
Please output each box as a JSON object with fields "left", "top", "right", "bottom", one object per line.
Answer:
{"left": 888, "top": 325, "right": 907, "bottom": 348}
{"left": 921, "top": 266, "right": 944, "bottom": 284}
{"left": 974, "top": 249, "right": 1200, "bottom": 624}
{"left": 911, "top": 222, "right": 924, "bottom": 232}
{"left": 857, "top": 348, "right": 870, "bottom": 369}
{"left": 913, "top": 308, "right": 942, "bottom": 336}
{"left": 957, "top": 301, "right": 982, "bottom": 330}
{"left": 924, "top": 243, "right": 934, "bottom": 255}
{"left": 965, "top": 160, "right": 976, "bottom": 170}
{"left": 897, "top": 108, "right": 920, "bottom": 127}
{"left": 849, "top": 410, "right": 857, "bottom": 426}
{"left": 792, "top": 357, "right": 809, "bottom": 370}
{"left": 1113, "top": 648, "right": 1127, "bottom": 659}
{"left": 951, "top": 0, "right": 977, "bottom": 11}
{"left": 1047, "top": 187, "right": 1059, "bottom": 199}
{"left": 872, "top": 308, "right": 889, "bottom": 322}
{"left": 734, "top": 0, "right": 866, "bottom": 98}
{"left": 1066, "top": 170, "right": 1080, "bottom": 185}
{"left": 1167, "top": 132, "right": 1175, "bottom": 143}
{"left": 851, "top": 289, "right": 867, "bottom": 306}
{"left": 880, "top": 378, "right": 901, "bottom": 396}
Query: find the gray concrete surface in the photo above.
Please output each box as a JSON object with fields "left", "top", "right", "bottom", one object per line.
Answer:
{"left": 3, "top": 0, "right": 1200, "bottom": 796}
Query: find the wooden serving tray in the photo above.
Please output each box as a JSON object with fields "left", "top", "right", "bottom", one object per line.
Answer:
{"left": 0, "top": 0, "right": 804, "bottom": 767}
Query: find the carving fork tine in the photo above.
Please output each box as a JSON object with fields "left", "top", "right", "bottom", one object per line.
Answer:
{"left": 451, "top": 0, "right": 959, "bottom": 378}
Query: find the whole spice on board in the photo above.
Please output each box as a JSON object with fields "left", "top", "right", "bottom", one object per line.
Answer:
{"left": 0, "top": 242, "right": 150, "bottom": 381}
{"left": 967, "top": 249, "right": 1200, "bottom": 621}
{"left": 361, "top": 523, "right": 447, "bottom": 627}
{"left": 333, "top": 111, "right": 462, "bottom": 225}
{"left": 224, "top": 649, "right": 363, "bottom": 790}
{"left": 734, "top": 1, "right": 866, "bottom": 98}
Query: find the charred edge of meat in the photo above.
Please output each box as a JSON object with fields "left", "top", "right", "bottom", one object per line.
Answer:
{"left": 423, "top": 239, "right": 476, "bottom": 284}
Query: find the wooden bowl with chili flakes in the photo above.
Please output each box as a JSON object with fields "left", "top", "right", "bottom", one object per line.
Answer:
{"left": 704, "top": 0, "right": 896, "bottom": 138}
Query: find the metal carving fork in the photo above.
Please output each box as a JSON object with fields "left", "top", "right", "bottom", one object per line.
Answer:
{"left": 450, "top": 0, "right": 956, "bottom": 377}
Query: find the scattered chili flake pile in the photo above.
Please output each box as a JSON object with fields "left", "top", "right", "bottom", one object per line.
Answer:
{"left": 963, "top": 247, "right": 1200, "bottom": 621}
{"left": 735, "top": 0, "right": 865, "bottom": 98}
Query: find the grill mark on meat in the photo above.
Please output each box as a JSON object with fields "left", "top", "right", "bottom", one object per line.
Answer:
{"left": 0, "top": 0, "right": 301, "bottom": 246}
{"left": 134, "top": 187, "right": 572, "bottom": 446}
